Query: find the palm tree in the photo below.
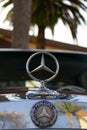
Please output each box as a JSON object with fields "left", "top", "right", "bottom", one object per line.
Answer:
{"left": 31, "top": 0, "right": 87, "bottom": 49}
{"left": 0, "top": 0, "right": 32, "bottom": 48}
{"left": 0, "top": 0, "right": 87, "bottom": 49}
{"left": 12, "top": 0, "right": 32, "bottom": 48}
{"left": 55, "top": 102, "right": 87, "bottom": 128}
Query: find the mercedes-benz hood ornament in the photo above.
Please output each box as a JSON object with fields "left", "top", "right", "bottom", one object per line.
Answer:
{"left": 26, "top": 51, "right": 59, "bottom": 99}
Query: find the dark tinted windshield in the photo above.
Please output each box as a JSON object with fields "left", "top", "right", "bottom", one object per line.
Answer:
{"left": 0, "top": 50, "right": 87, "bottom": 93}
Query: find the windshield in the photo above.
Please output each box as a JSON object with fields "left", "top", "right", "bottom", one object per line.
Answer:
{"left": 0, "top": 50, "right": 87, "bottom": 94}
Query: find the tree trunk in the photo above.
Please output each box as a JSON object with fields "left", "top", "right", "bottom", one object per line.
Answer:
{"left": 12, "top": 0, "right": 32, "bottom": 49}
{"left": 36, "top": 25, "right": 45, "bottom": 49}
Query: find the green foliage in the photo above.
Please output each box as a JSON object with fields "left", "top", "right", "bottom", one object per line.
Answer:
{"left": 55, "top": 102, "right": 87, "bottom": 128}
{"left": 0, "top": 0, "right": 87, "bottom": 39}
{"left": 31, "top": 0, "right": 59, "bottom": 32}
{"left": 55, "top": 102, "right": 85, "bottom": 114}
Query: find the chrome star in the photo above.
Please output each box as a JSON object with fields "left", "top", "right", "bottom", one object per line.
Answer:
{"left": 31, "top": 54, "right": 54, "bottom": 74}
{"left": 26, "top": 51, "right": 59, "bottom": 82}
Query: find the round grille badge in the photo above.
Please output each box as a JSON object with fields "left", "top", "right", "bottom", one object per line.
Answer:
{"left": 31, "top": 100, "right": 57, "bottom": 128}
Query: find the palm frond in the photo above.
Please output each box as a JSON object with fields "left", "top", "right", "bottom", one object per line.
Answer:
{"left": 0, "top": 0, "right": 87, "bottom": 40}
{"left": 2, "top": 0, "right": 13, "bottom": 8}
{"left": 4, "top": 9, "right": 13, "bottom": 23}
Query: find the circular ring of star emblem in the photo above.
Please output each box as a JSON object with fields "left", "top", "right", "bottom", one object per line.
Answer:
{"left": 26, "top": 51, "right": 59, "bottom": 82}
{"left": 30, "top": 100, "right": 57, "bottom": 128}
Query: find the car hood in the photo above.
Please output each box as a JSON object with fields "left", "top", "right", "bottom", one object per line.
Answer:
{"left": 0, "top": 93, "right": 87, "bottom": 129}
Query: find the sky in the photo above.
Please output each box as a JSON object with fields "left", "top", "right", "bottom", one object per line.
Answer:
{"left": 45, "top": 9, "right": 87, "bottom": 48}
{"left": 0, "top": 2, "right": 87, "bottom": 48}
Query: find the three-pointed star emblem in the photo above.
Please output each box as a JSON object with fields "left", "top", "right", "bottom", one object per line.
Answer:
{"left": 38, "top": 107, "right": 50, "bottom": 118}
{"left": 30, "top": 54, "right": 55, "bottom": 74}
